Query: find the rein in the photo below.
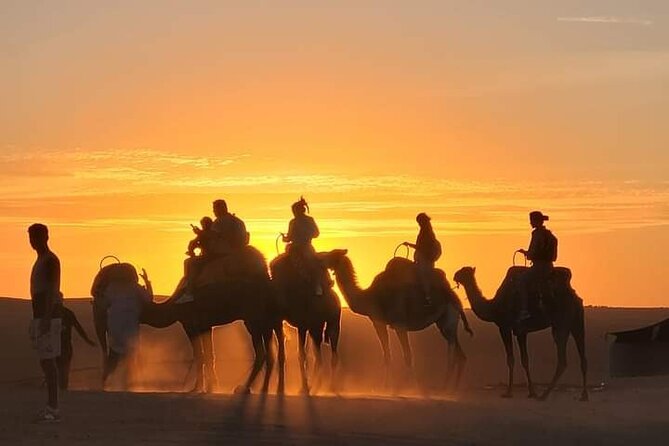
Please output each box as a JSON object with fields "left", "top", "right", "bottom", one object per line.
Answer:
{"left": 393, "top": 243, "right": 410, "bottom": 259}
{"left": 99, "top": 255, "right": 121, "bottom": 270}
{"left": 513, "top": 250, "right": 528, "bottom": 267}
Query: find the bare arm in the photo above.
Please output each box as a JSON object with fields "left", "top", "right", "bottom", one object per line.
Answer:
{"left": 140, "top": 268, "right": 154, "bottom": 301}
{"left": 283, "top": 220, "right": 295, "bottom": 243}
{"left": 92, "top": 300, "right": 108, "bottom": 360}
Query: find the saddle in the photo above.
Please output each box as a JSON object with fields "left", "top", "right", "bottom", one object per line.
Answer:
{"left": 170, "top": 246, "right": 268, "bottom": 303}
{"left": 383, "top": 257, "right": 448, "bottom": 293}
{"left": 500, "top": 266, "right": 573, "bottom": 318}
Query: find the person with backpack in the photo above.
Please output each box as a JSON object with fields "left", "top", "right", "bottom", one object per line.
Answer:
{"left": 403, "top": 212, "right": 442, "bottom": 305}
{"left": 516, "top": 210, "right": 558, "bottom": 321}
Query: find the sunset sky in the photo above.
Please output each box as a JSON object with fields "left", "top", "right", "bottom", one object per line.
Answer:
{"left": 2, "top": 1, "right": 668, "bottom": 306}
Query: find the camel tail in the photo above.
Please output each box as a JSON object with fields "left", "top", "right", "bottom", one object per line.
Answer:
{"left": 323, "top": 324, "right": 331, "bottom": 345}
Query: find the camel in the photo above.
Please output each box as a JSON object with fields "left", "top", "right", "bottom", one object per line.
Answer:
{"left": 326, "top": 250, "right": 470, "bottom": 391}
{"left": 92, "top": 247, "right": 285, "bottom": 395}
{"left": 270, "top": 251, "right": 341, "bottom": 394}
{"left": 453, "top": 266, "right": 588, "bottom": 401}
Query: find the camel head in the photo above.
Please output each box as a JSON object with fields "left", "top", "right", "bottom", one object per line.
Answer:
{"left": 453, "top": 266, "right": 476, "bottom": 288}
{"left": 318, "top": 249, "right": 349, "bottom": 270}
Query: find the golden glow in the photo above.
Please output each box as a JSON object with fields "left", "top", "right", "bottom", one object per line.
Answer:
{"left": 2, "top": 2, "right": 668, "bottom": 307}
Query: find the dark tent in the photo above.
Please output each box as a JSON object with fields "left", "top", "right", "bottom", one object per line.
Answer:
{"left": 608, "top": 318, "right": 669, "bottom": 378}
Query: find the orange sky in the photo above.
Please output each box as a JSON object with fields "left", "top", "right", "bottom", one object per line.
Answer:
{"left": 1, "top": 1, "right": 668, "bottom": 306}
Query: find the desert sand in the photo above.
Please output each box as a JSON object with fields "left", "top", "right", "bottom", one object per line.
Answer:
{"left": 2, "top": 297, "right": 668, "bottom": 445}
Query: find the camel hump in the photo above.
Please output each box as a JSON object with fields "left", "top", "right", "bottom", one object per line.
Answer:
{"left": 269, "top": 253, "right": 289, "bottom": 276}
{"left": 552, "top": 267, "right": 572, "bottom": 284}
{"left": 385, "top": 256, "right": 413, "bottom": 272}
{"left": 195, "top": 246, "right": 269, "bottom": 287}
{"left": 91, "top": 262, "right": 139, "bottom": 300}
{"left": 504, "top": 266, "right": 529, "bottom": 282}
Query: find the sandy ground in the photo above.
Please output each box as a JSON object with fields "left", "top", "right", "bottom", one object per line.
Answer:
{"left": 2, "top": 298, "right": 669, "bottom": 444}
{"left": 2, "top": 383, "right": 668, "bottom": 445}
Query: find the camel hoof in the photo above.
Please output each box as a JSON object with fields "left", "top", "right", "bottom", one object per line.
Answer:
{"left": 300, "top": 386, "right": 310, "bottom": 396}
{"left": 501, "top": 392, "right": 513, "bottom": 399}
{"left": 579, "top": 392, "right": 589, "bottom": 402}
{"left": 277, "top": 386, "right": 285, "bottom": 396}
{"left": 537, "top": 393, "right": 549, "bottom": 402}
{"left": 528, "top": 391, "right": 538, "bottom": 399}
{"left": 234, "top": 385, "right": 251, "bottom": 395}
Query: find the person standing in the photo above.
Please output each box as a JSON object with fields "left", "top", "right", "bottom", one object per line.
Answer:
{"left": 28, "top": 223, "right": 63, "bottom": 423}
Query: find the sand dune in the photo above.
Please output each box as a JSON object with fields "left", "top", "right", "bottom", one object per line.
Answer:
{"left": 2, "top": 297, "right": 669, "bottom": 444}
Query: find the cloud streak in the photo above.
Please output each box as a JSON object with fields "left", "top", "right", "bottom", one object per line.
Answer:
{"left": 1, "top": 147, "right": 668, "bottom": 236}
{"left": 557, "top": 16, "right": 653, "bottom": 26}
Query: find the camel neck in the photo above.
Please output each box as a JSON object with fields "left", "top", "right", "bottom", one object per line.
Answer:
{"left": 462, "top": 280, "right": 496, "bottom": 323}
{"left": 334, "top": 258, "right": 371, "bottom": 316}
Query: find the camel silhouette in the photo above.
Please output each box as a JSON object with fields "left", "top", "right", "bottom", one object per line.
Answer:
{"left": 453, "top": 266, "right": 588, "bottom": 401}
{"left": 270, "top": 251, "right": 342, "bottom": 394}
{"left": 94, "top": 247, "right": 285, "bottom": 395}
{"left": 327, "top": 250, "right": 468, "bottom": 391}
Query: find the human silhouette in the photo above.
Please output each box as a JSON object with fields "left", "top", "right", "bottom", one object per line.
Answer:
{"left": 282, "top": 197, "right": 324, "bottom": 294}
{"left": 57, "top": 306, "right": 96, "bottom": 390}
{"left": 403, "top": 213, "right": 442, "bottom": 304}
{"left": 28, "top": 223, "right": 63, "bottom": 423}
{"left": 186, "top": 216, "right": 214, "bottom": 257}
{"left": 516, "top": 211, "right": 558, "bottom": 321}
{"left": 210, "top": 199, "right": 248, "bottom": 255}
{"left": 181, "top": 216, "right": 215, "bottom": 293}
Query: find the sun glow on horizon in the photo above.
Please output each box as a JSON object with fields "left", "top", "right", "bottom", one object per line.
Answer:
{"left": 2, "top": 2, "right": 668, "bottom": 307}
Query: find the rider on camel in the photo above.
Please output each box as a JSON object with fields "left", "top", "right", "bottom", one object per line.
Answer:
{"left": 210, "top": 199, "right": 248, "bottom": 255}
{"left": 516, "top": 210, "right": 558, "bottom": 321}
{"left": 403, "top": 212, "right": 442, "bottom": 305}
{"left": 282, "top": 197, "right": 324, "bottom": 295}
{"left": 180, "top": 200, "right": 248, "bottom": 295}
{"left": 186, "top": 216, "right": 214, "bottom": 257}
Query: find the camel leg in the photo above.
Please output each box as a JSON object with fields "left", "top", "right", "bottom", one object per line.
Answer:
{"left": 189, "top": 335, "right": 206, "bottom": 393}
{"left": 237, "top": 331, "right": 266, "bottom": 395}
{"left": 201, "top": 330, "right": 218, "bottom": 393}
{"left": 395, "top": 329, "right": 416, "bottom": 389}
{"left": 436, "top": 313, "right": 466, "bottom": 392}
{"left": 275, "top": 323, "right": 286, "bottom": 395}
{"left": 499, "top": 327, "right": 515, "bottom": 398}
{"left": 325, "top": 316, "right": 341, "bottom": 393}
{"left": 372, "top": 320, "right": 392, "bottom": 390}
{"left": 310, "top": 327, "right": 325, "bottom": 394}
{"left": 571, "top": 309, "right": 588, "bottom": 402}
{"left": 539, "top": 328, "right": 569, "bottom": 401}
{"left": 298, "top": 328, "right": 310, "bottom": 394}
{"left": 516, "top": 333, "right": 537, "bottom": 398}
{"left": 260, "top": 329, "right": 275, "bottom": 395}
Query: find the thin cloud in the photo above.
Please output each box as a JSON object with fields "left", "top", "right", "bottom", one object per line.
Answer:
{"left": 557, "top": 16, "right": 653, "bottom": 26}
